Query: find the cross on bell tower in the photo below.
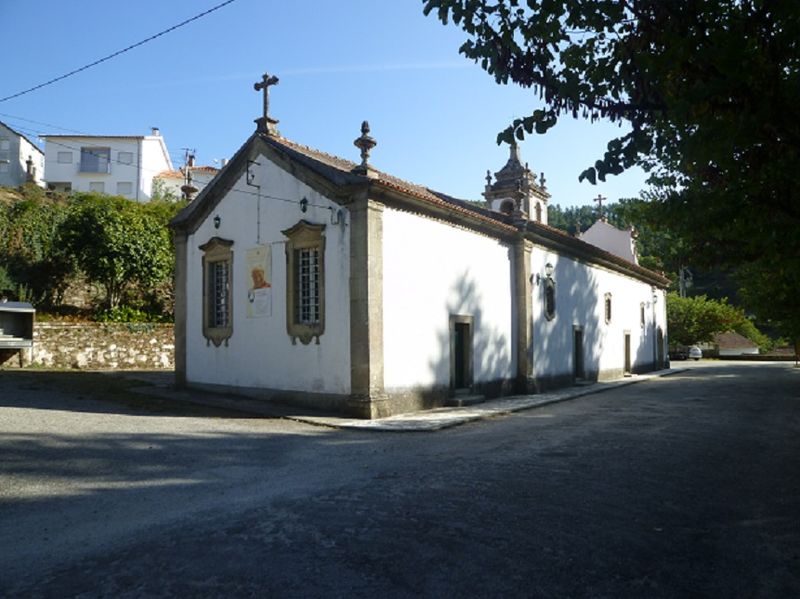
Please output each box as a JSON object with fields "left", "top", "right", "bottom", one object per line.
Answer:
{"left": 254, "top": 72, "right": 280, "bottom": 135}
{"left": 593, "top": 194, "right": 607, "bottom": 221}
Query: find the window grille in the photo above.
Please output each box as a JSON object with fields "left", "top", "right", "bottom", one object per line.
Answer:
{"left": 296, "top": 248, "right": 320, "bottom": 324}
{"left": 209, "top": 260, "right": 229, "bottom": 327}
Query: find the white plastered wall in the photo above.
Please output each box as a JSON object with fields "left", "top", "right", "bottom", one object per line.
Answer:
{"left": 530, "top": 248, "right": 667, "bottom": 379}
{"left": 185, "top": 156, "right": 351, "bottom": 394}
{"left": 382, "top": 208, "right": 515, "bottom": 391}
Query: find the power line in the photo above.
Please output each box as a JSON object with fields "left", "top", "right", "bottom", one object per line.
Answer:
{"left": 0, "top": 112, "right": 87, "bottom": 135}
{"left": 9, "top": 121, "right": 335, "bottom": 212}
{"left": 5, "top": 117, "right": 209, "bottom": 175}
{"left": 0, "top": 0, "right": 239, "bottom": 103}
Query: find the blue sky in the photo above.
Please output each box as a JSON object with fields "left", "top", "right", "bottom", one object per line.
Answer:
{"left": 1, "top": 0, "right": 648, "bottom": 208}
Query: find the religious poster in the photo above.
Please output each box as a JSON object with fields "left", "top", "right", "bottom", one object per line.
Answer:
{"left": 245, "top": 245, "right": 272, "bottom": 318}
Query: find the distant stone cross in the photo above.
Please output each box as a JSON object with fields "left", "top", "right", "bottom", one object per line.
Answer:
{"left": 594, "top": 194, "right": 607, "bottom": 220}
{"left": 254, "top": 73, "right": 279, "bottom": 121}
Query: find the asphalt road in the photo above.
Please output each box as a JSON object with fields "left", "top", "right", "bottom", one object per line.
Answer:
{"left": 1, "top": 362, "right": 798, "bottom": 598}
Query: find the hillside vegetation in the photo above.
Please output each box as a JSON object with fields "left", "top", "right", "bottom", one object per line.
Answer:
{"left": 0, "top": 185, "right": 183, "bottom": 322}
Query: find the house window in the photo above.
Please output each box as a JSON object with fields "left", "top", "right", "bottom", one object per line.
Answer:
{"left": 89, "top": 181, "right": 105, "bottom": 193}
{"left": 544, "top": 277, "right": 556, "bottom": 321}
{"left": 118, "top": 151, "right": 134, "bottom": 165}
{"left": 282, "top": 220, "right": 326, "bottom": 345}
{"left": 604, "top": 293, "right": 612, "bottom": 324}
{"left": 640, "top": 302, "right": 646, "bottom": 328}
{"left": 57, "top": 151, "right": 73, "bottom": 164}
{"left": 116, "top": 182, "right": 133, "bottom": 196}
{"left": 0, "top": 138, "right": 9, "bottom": 165}
{"left": 80, "top": 147, "right": 110, "bottom": 173}
{"left": 200, "top": 237, "right": 234, "bottom": 347}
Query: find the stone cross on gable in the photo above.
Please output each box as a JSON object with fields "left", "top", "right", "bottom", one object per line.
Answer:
{"left": 594, "top": 194, "right": 607, "bottom": 220}
{"left": 253, "top": 73, "right": 279, "bottom": 134}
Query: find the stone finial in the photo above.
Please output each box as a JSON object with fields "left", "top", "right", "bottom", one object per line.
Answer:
{"left": 485, "top": 170, "right": 492, "bottom": 186}
{"left": 353, "top": 121, "right": 377, "bottom": 174}
{"left": 254, "top": 72, "right": 280, "bottom": 135}
{"left": 540, "top": 172, "right": 547, "bottom": 189}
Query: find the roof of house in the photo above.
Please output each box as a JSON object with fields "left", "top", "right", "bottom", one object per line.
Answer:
{"left": 155, "top": 166, "right": 219, "bottom": 179}
{"left": 0, "top": 120, "right": 44, "bottom": 155}
{"left": 41, "top": 134, "right": 148, "bottom": 140}
{"left": 171, "top": 130, "right": 670, "bottom": 288}
{"left": 714, "top": 331, "right": 759, "bottom": 350}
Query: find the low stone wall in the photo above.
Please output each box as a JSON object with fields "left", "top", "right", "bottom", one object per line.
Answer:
{"left": 2, "top": 322, "right": 175, "bottom": 369}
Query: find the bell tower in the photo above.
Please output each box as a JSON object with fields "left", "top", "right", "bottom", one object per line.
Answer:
{"left": 483, "top": 141, "right": 550, "bottom": 224}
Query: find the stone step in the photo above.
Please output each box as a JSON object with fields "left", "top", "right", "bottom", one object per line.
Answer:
{"left": 444, "top": 394, "right": 486, "bottom": 407}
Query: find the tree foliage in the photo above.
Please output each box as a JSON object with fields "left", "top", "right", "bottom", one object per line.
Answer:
{"left": 425, "top": 0, "right": 800, "bottom": 344}
{"left": 667, "top": 293, "right": 745, "bottom": 347}
{"left": 0, "top": 186, "right": 74, "bottom": 305}
{"left": 60, "top": 193, "right": 175, "bottom": 310}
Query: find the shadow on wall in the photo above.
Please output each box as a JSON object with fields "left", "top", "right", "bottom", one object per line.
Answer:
{"left": 428, "top": 271, "right": 511, "bottom": 398}
{"left": 533, "top": 257, "right": 601, "bottom": 386}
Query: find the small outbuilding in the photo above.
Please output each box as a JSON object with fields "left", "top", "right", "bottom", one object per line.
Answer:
{"left": 713, "top": 331, "right": 759, "bottom": 357}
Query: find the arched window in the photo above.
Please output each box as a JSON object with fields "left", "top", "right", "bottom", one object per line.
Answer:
{"left": 544, "top": 277, "right": 556, "bottom": 321}
{"left": 500, "top": 200, "right": 515, "bottom": 215}
{"left": 535, "top": 202, "right": 542, "bottom": 222}
{"left": 604, "top": 293, "right": 612, "bottom": 324}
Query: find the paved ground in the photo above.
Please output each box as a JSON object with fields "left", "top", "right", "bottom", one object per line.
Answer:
{"left": 1, "top": 361, "right": 798, "bottom": 597}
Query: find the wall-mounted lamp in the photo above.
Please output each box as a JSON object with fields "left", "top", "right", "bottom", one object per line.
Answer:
{"left": 213, "top": 214, "right": 221, "bottom": 229}
{"left": 532, "top": 263, "right": 555, "bottom": 286}
{"left": 300, "top": 197, "right": 308, "bottom": 213}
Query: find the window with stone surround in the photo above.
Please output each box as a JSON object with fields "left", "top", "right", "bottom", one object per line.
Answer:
{"left": 282, "top": 220, "right": 326, "bottom": 345}
{"left": 544, "top": 277, "right": 556, "bottom": 321}
{"left": 604, "top": 293, "right": 612, "bottom": 324}
{"left": 200, "top": 237, "right": 233, "bottom": 347}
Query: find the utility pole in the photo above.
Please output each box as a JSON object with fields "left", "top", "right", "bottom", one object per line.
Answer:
{"left": 180, "top": 147, "right": 197, "bottom": 201}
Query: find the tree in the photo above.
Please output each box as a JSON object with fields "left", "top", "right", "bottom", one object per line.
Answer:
{"left": 0, "top": 186, "right": 74, "bottom": 305}
{"left": 60, "top": 193, "right": 173, "bottom": 310}
{"left": 666, "top": 293, "right": 744, "bottom": 347}
{"left": 424, "top": 0, "right": 800, "bottom": 346}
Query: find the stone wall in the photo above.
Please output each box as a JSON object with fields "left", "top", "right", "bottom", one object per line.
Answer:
{"left": 1, "top": 322, "right": 174, "bottom": 369}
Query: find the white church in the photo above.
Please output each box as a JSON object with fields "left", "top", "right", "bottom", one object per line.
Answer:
{"left": 170, "top": 75, "right": 669, "bottom": 419}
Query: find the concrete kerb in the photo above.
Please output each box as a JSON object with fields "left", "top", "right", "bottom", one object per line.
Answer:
{"left": 120, "top": 368, "right": 687, "bottom": 432}
{"left": 297, "top": 368, "right": 687, "bottom": 431}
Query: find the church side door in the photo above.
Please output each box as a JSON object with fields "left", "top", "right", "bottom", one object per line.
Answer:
{"left": 573, "top": 326, "right": 584, "bottom": 381}
{"left": 450, "top": 315, "right": 473, "bottom": 392}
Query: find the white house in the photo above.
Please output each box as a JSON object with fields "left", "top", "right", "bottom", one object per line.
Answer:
{"left": 0, "top": 121, "right": 44, "bottom": 188}
{"left": 41, "top": 128, "right": 173, "bottom": 201}
{"left": 170, "top": 84, "right": 669, "bottom": 419}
